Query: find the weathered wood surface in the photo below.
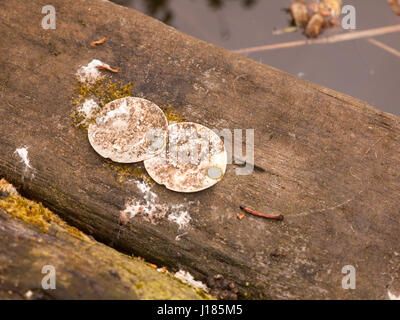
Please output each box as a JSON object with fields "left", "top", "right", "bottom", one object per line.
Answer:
{"left": 0, "top": 183, "right": 207, "bottom": 300}
{"left": 0, "top": 0, "right": 399, "bottom": 299}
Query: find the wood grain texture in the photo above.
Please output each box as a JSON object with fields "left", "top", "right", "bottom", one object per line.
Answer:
{"left": 0, "top": 0, "right": 399, "bottom": 299}
{"left": 0, "top": 206, "right": 207, "bottom": 300}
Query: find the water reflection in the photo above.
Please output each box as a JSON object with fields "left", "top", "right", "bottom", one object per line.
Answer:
{"left": 110, "top": 0, "right": 400, "bottom": 116}
{"left": 111, "top": 0, "right": 257, "bottom": 24}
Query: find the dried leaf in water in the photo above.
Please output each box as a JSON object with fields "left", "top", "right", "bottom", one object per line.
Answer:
{"left": 290, "top": 1, "right": 310, "bottom": 28}
{"left": 318, "top": 0, "right": 342, "bottom": 17}
{"left": 388, "top": 0, "right": 400, "bottom": 16}
{"left": 305, "top": 13, "right": 326, "bottom": 38}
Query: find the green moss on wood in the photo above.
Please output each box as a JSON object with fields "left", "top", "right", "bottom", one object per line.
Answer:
{"left": 71, "top": 79, "right": 135, "bottom": 130}
{"left": 103, "top": 160, "right": 153, "bottom": 184}
{"left": 161, "top": 104, "right": 185, "bottom": 123}
{"left": 0, "top": 179, "right": 90, "bottom": 240}
{"left": 0, "top": 195, "right": 53, "bottom": 232}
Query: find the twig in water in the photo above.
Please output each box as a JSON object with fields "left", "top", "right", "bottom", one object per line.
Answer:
{"left": 273, "top": 26, "right": 299, "bottom": 35}
{"left": 240, "top": 205, "right": 284, "bottom": 221}
{"left": 367, "top": 38, "right": 400, "bottom": 58}
{"left": 233, "top": 24, "right": 400, "bottom": 54}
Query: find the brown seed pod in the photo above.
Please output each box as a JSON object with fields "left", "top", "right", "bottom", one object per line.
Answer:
{"left": 88, "top": 97, "right": 168, "bottom": 163}
{"left": 144, "top": 122, "right": 227, "bottom": 193}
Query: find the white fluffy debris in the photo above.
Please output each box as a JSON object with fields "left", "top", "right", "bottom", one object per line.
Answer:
{"left": 15, "top": 147, "right": 33, "bottom": 170}
{"left": 174, "top": 270, "right": 208, "bottom": 292}
{"left": 96, "top": 98, "right": 129, "bottom": 125}
{"left": 121, "top": 181, "right": 161, "bottom": 223}
{"left": 78, "top": 99, "right": 100, "bottom": 120}
{"left": 24, "top": 290, "right": 33, "bottom": 299}
{"left": 120, "top": 181, "right": 191, "bottom": 230}
{"left": 76, "top": 59, "right": 109, "bottom": 83}
{"left": 168, "top": 210, "right": 191, "bottom": 230}
{"left": 175, "top": 232, "right": 188, "bottom": 241}
{"left": 14, "top": 147, "right": 35, "bottom": 179}
{"left": 388, "top": 291, "right": 400, "bottom": 300}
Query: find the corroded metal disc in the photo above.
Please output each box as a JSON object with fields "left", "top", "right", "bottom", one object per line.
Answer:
{"left": 88, "top": 97, "right": 168, "bottom": 163}
{"left": 144, "top": 122, "right": 227, "bottom": 193}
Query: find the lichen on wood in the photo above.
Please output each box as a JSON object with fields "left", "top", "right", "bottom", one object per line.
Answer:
{"left": 161, "top": 104, "right": 185, "bottom": 124}
{"left": 0, "top": 179, "right": 211, "bottom": 300}
{"left": 71, "top": 79, "right": 134, "bottom": 129}
{"left": 103, "top": 160, "right": 153, "bottom": 184}
{"left": 0, "top": 178, "right": 89, "bottom": 239}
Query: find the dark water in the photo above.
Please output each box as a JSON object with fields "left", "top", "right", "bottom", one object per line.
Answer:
{"left": 113, "top": 0, "right": 400, "bottom": 117}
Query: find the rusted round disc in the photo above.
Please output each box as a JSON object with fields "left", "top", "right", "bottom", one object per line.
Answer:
{"left": 144, "top": 122, "right": 227, "bottom": 193}
{"left": 88, "top": 97, "right": 168, "bottom": 163}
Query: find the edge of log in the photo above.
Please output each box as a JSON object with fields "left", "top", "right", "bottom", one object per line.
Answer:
{"left": 0, "top": 179, "right": 211, "bottom": 300}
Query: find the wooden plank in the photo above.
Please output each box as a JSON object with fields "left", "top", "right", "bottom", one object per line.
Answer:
{"left": 0, "top": 0, "right": 399, "bottom": 299}
{"left": 0, "top": 181, "right": 208, "bottom": 300}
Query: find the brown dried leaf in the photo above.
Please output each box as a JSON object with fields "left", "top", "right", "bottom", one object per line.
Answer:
{"left": 388, "top": 0, "right": 400, "bottom": 16}
{"left": 290, "top": 1, "right": 310, "bottom": 28}
{"left": 236, "top": 213, "right": 245, "bottom": 220}
{"left": 305, "top": 13, "right": 326, "bottom": 38}
{"left": 90, "top": 37, "right": 107, "bottom": 47}
{"left": 96, "top": 65, "right": 119, "bottom": 73}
